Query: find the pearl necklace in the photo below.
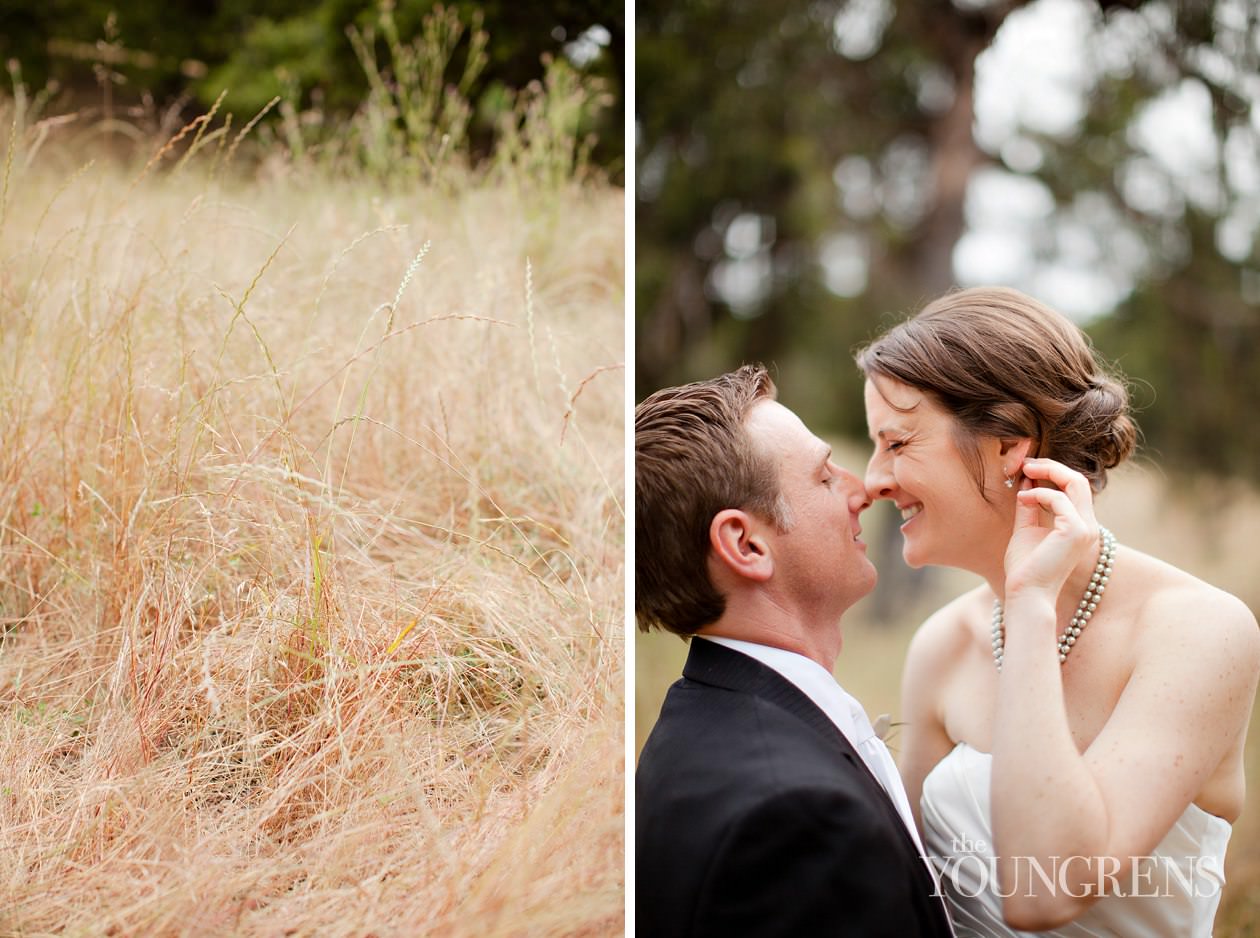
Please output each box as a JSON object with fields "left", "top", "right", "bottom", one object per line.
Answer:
{"left": 991, "top": 526, "right": 1116, "bottom": 672}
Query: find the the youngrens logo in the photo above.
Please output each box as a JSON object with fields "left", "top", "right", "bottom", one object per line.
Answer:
{"left": 933, "top": 835, "right": 1225, "bottom": 900}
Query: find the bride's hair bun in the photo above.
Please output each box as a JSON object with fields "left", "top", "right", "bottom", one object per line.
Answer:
{"left": 1051, "top": 375, "right": 1136, "bottom": 488}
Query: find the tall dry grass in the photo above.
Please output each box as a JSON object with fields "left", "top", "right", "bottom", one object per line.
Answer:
{"left": 637, "top": 445, "right": 1260, "bottom": 935}
{"left": 0, "top": 99, "right": 624, "bottom": 936}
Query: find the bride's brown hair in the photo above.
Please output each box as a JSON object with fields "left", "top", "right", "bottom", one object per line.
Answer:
{"left": 856, "top": 286, "right": 1137, "bottom": 494}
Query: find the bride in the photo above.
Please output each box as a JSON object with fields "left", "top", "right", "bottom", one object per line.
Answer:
{"left": 857, "top": 287, "right": 1259, "bottom": 936}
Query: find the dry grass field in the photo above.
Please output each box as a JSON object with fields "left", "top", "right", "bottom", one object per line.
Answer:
{"left": 0, "top": 100, "right": 624, "bottom": 936}
{"left": 636, "top": 443, "right": 1260, "bottom": 935}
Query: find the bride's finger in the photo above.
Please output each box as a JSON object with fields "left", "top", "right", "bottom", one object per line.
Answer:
{"left": 1016, "top": 486, "right": 1091, "bottom": 540}
{"left": 1020, "top": 458, "right": 1096, "bottom": 520}
{"left": 1012, "top": 476, "right": 1045, "bottom": 529}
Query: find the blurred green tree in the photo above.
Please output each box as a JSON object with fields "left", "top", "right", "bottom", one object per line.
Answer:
{"left": 636, "top": 0, "right": 1260, "bottom": 482}
{"left": 0, "top": 0, "right": 623, "bottom": 176}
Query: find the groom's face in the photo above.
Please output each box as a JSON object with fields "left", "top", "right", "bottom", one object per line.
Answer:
{"left": 744, "top": 401, "right": 877, "bottom": 608}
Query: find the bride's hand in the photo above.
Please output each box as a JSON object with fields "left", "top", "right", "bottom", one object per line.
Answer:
{"left": 1004, "top": 458, "right": 1098, "bottom": 602}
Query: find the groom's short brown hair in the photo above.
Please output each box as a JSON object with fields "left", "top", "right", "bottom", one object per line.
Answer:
{"left": 635, "top": 364, "right": 788, "bottom": 636}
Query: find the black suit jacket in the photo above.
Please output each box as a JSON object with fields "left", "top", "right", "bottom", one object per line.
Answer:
{"left": 636, "top": 638, "right": 952, "bottom": 937}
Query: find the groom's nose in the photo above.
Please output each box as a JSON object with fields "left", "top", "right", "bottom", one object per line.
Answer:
{"left": 842, "top": 470, "right": 872, "bottom": 513}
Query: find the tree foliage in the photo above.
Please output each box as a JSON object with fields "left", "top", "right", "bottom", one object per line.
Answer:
{"left": 636, "top": 0, "right": 1260, "bottom": 481}
{"left": 0, "top": 0, "right": 623, "bottom": 177}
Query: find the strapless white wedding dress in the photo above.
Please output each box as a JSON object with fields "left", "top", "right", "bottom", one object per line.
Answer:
{"left": 921, "top": 743, "right": 1230, "bottom": 937}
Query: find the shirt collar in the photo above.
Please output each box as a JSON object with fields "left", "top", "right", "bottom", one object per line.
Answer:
{"left": 698, "top": 635, "right": 873, "bottom": 744}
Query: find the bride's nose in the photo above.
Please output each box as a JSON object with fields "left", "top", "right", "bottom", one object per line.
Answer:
{"left": 865, "top": 456, "right": 894, "bottom": 502}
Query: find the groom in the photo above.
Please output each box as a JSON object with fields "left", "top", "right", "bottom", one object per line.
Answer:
{"left": 635, "top": 365, "right": 951, "bottom": 937}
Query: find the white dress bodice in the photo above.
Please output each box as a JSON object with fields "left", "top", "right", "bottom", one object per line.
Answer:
{"left": 921, "top": 742, "right": 1231, "bottom": 937}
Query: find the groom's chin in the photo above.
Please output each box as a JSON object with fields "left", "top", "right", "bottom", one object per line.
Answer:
{"left": 858, "top": 558, "right": 879, "bottom": 593}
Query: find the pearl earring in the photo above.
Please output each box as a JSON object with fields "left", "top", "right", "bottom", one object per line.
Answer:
{"left": 1004, "top": 474, "right": 1014, "bottom": 489}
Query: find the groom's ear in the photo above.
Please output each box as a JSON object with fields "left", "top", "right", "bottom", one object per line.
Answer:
{"left": 709, "top": 509, "right": 774, "bottom": 583}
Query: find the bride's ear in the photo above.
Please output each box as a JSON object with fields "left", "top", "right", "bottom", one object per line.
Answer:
{"left": 998, "top": 436, "right": 1034, "bottom": 476}
{"left": 709, "top": 509, "right": 773, "bottom": 582}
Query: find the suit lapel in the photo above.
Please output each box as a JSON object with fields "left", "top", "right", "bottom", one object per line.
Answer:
{"left": 683, "top": 638, "right": 862, "bottom": 763}
{"left": 680, "top": 638, "right": 951, "bottom": 932}
{"left": 683, "top": 639, "right": 934, "bottom": 865}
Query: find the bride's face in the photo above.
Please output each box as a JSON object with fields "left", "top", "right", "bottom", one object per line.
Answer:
{"left": 863, "top": 377, "right": 1011, "bottom": 574}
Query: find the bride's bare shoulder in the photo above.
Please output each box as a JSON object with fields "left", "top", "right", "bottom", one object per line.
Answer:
{"left": 905, "top": 585, "right": 994, "bottom": 674}
{"left": 1123, "top": 547, "right": 1259, "bottom": 656}
{"left": 1125, "top": 547, "right": 1252, "bottom": 615}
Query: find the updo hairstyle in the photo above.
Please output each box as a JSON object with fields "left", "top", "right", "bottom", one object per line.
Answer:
{"left": 856, "top": 287, "right": 1137, "bottom": 494}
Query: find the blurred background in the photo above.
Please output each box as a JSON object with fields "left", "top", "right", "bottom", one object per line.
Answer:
{"left": 0, "top": 0, "right": 623, "bottom": 180}
{"left": 635, "top": 0, "right": 1260, "bottom": 931}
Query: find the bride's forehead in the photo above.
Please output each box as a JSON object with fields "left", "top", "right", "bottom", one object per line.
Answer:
{"left": 864, "top": 376, "right": 928, "bottom": 413}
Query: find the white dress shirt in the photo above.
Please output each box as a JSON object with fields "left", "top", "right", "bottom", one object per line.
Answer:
{"left": 701, "top": 635, "right": 927, "bottom": 858}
